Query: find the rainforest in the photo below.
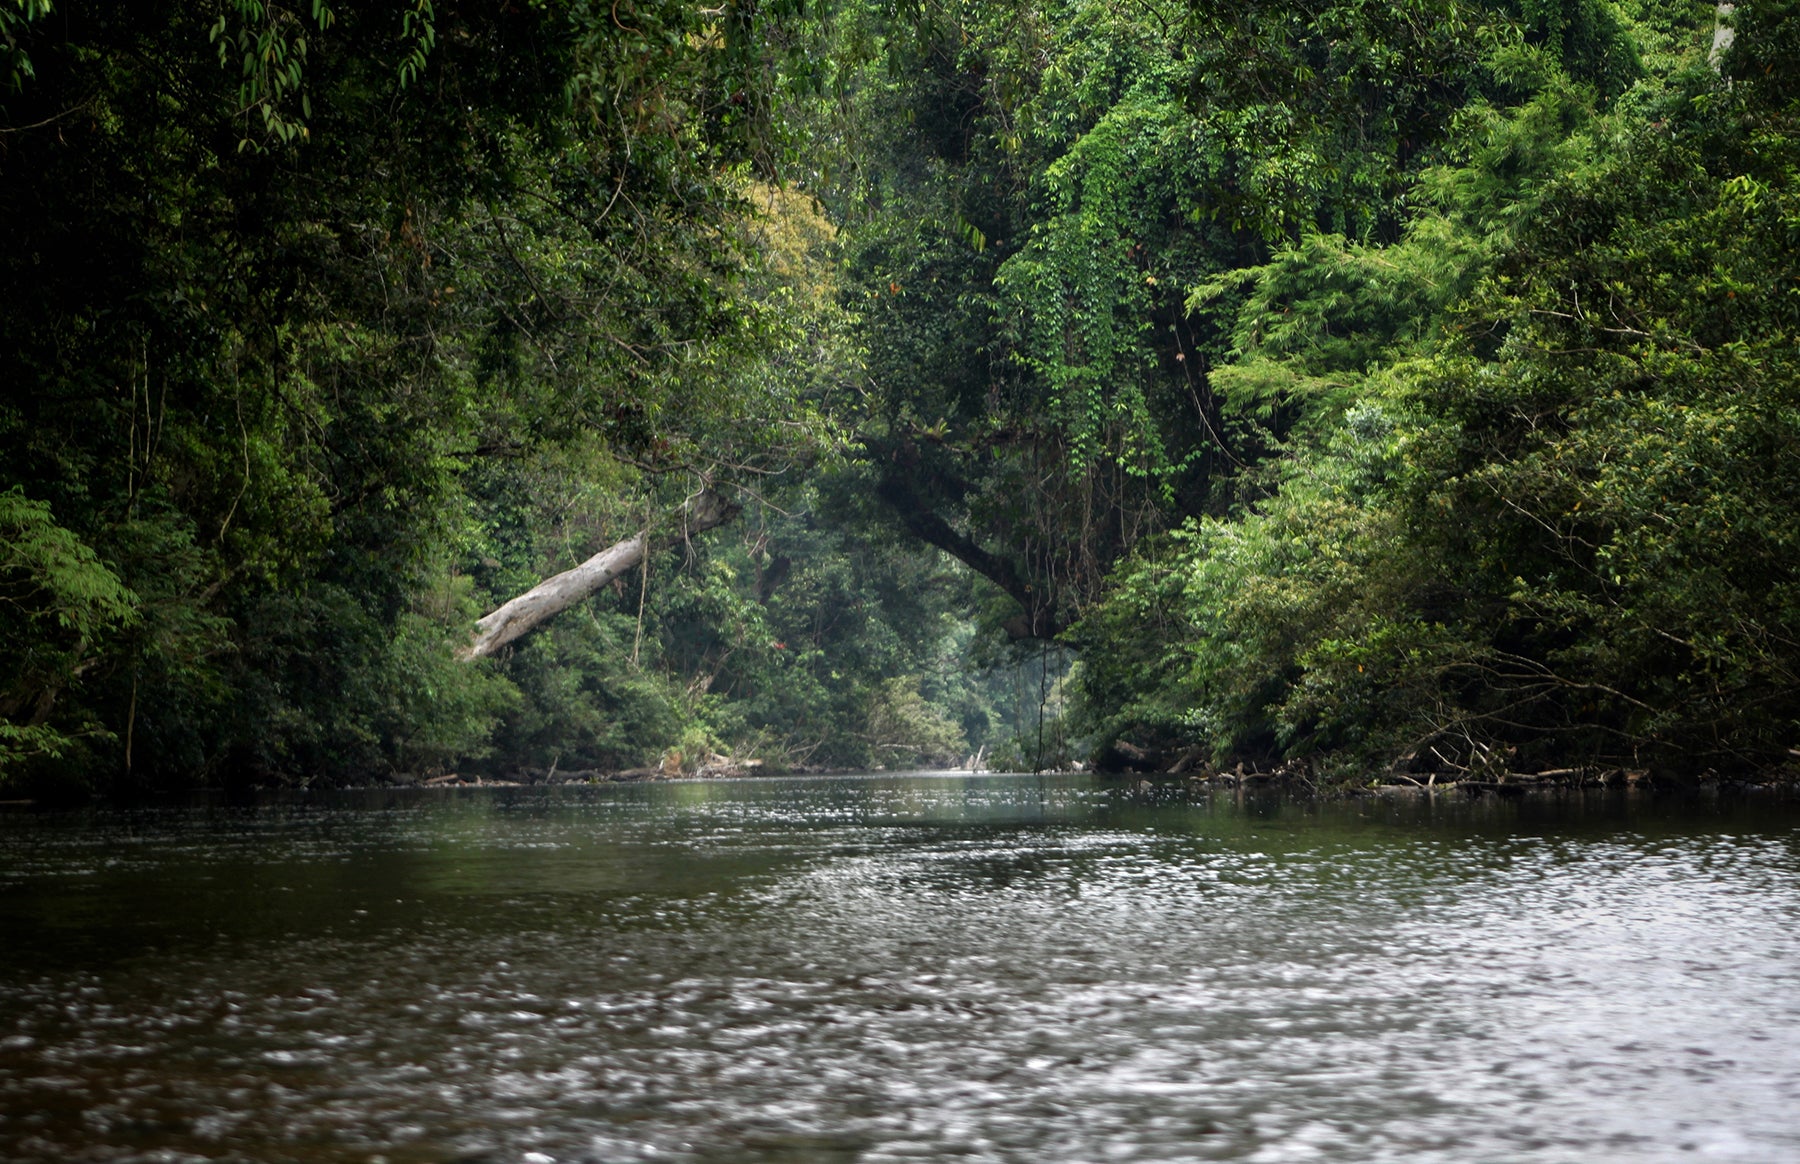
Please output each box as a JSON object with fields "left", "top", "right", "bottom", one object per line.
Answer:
{"left": 2, "top": 0, "right": 1796, "bottom": 793}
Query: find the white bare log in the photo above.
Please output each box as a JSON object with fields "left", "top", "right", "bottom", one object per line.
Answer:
{"left": 460, "top": 489, "right": 737, "bottom": 661}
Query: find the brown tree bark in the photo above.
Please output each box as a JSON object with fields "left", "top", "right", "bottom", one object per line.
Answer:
{"left": 460, "top": 489, "right": 739, "bottom": 661}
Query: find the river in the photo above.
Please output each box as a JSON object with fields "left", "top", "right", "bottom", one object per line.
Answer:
{"left": 2, "top": 775, "right": 1799, "bottom": 1162}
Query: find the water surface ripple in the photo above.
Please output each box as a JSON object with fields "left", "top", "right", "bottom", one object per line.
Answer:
{"left": 3, "top": 776, "right": 1799, "bottom": 1162}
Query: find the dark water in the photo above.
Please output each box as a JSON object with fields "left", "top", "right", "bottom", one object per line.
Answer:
{"left": 3, "top": 776, "right": 1800, "bottom": 1163}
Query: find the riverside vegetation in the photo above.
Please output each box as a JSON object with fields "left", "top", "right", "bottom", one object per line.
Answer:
{"left": 1, "top": 0, "right": 1796, "bottom": 792}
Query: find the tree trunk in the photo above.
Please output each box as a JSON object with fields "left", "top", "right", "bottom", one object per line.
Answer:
{"left": 460, "top": 489, "right": 738, "bottom": 661}
{"left": 874, "top": 464, "right": 1063, "bottom": 640}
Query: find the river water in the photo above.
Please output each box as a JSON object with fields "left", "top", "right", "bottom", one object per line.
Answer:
{"left": 3, "top": 775, "right": 1799, "bottom": 1163}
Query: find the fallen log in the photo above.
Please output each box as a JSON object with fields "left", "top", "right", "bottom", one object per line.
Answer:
{"left": 460, "top": 489, "right": 738, "bottom": 661}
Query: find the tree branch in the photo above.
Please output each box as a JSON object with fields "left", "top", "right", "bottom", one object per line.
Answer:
{"left": 460, "top": 488, "right": 739, "bottom": 660}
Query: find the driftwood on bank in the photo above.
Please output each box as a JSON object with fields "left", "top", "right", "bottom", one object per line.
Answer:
{"left": 459, "top": 489, "right": 739, "bottom": 661}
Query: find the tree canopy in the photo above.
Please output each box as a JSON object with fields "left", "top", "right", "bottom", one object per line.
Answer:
{"left": 4, "top": 0, "right": 1797, "bottom": 790}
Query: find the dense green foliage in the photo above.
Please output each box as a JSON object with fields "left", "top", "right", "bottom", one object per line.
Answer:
{"left": 0, "top": 0, "right": 825, "bottom": 785}
{"left": 811, "top": 0, "right": 1644, "bottom": 633}
{"left": 810, "top": 0, "right": 1799, "bottom": 779}
{"left": 0, "top": 0, "right": 1046, "bottom": 788}
{"left": 1067, "top": 1, "right": 1800, "bottom": 778}
{"left": 5, "top": 0, "right": 1796, "bottom": 789}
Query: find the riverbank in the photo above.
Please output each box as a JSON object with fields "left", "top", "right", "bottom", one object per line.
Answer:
{"left": 1091, "top": 736, "right": 1800, "bottom": 796}
{"left": 9, "top": 753, "right": 1798, "bottom": 805}
{"left": 415, "top": 754, "right": 897, "bottom": 788}
{"left": 1182, "top": 763, "right": 1800, "bottom": 798}
{"left": 399, "top": 759, "right": 1800, "bottom": 800}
